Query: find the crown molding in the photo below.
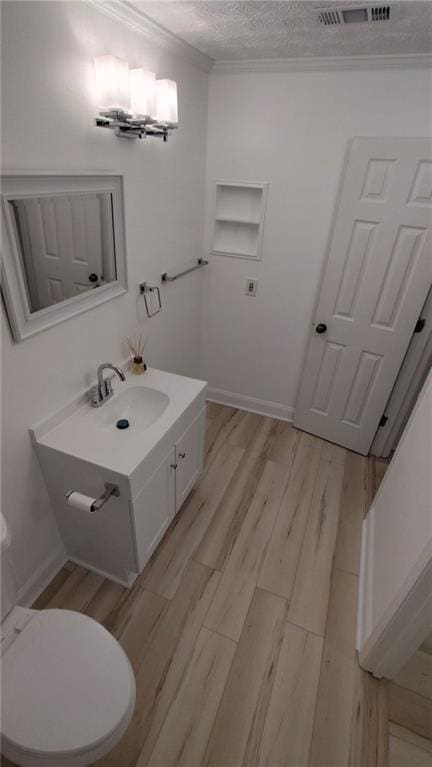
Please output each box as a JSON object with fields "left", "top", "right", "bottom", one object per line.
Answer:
{"left": 87, "top": 0, "right": 213, "bottom": 73}
{"left": 82, "top": 5, "right": 432, "bottom": 76}
{"left": 211, "top": 53, "right": 432, "bottom": 75}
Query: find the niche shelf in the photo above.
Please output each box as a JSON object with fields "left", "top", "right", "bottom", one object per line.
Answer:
{"left": 211, "top": 181, "right": 268, "bottom": 260}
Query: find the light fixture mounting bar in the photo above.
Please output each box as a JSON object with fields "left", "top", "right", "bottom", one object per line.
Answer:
{"left": 95, "top": 110, "right": 177, "bottom": 142}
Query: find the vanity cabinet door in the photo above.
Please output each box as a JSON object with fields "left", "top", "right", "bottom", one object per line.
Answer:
{"left": 175, "top": 408, "right": 205, "bottom": 513}
{"left": 132, "top": 447, "right": 176, "bottom": 571}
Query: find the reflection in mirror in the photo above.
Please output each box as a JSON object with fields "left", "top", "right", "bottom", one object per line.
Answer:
{"left": 1, "top": 173, "right": 126, "bottom": 342}
{"left": 9, "top": 192, "right": 117, "bottom": 313}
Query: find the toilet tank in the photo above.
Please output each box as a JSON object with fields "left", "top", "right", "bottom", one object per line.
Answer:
{"left": 1, "top": 513, "right": 17, "bottom": 619}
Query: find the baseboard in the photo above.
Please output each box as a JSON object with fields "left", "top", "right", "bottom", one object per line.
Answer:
{"left": 357, "top": 507, "right": 375, "bottom": 652}
{"left": 17, "top": 544, "right": 67, "bottom": 607}
{"left": 68, "top": 556, "right": 137, "bottom": 588}
{"left": 207, "top": 387, "right": 294, "bottom": 422}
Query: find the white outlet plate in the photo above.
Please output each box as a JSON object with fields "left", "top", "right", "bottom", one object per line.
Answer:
{"left": 245, "top": 278, "right": 258, "bottom": 296}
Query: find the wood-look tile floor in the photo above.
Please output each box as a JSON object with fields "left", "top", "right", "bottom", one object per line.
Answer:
{"left": 6, "top": 405, "right": 385, "bottom": 766}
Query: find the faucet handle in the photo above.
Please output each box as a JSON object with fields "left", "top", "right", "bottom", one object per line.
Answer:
{"left": 88, "top": 379, "right": 113, "bottom": 407}
{"left": 103, "top": 378, "right": 114, "bottom": 398}
{"left": 89, "top": 384, "right": 102, "bottom": 407}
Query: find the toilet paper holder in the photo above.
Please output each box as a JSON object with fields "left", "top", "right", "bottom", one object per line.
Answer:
{"left": 66, "top": 483, "right": 120, "bottom": 513}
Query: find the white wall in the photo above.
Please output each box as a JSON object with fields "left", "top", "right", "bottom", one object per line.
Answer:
{"left": 370, "top": 368, "right": 432, "bottom": 632}
{"left": 357, "top": 368, "right": 432, "bottom": 675}
{"left": 1, "top": 1, "right": 208, "bottom": 597}
{"left": 202, "top": 68, "right": 432, "bottom": 416}
{"left": 2, "top": 4, "right": 432, "bottom": 599}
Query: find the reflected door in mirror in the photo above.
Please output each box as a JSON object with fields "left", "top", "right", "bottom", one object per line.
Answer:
{"left": 9, "top": 192, "right": 116, "bottom": 312}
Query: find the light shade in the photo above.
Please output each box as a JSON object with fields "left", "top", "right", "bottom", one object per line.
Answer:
{"left": 130, "top": 69, "right": 156, "bottom": 119}
{"left": 94, "top": 55, "right": 130, "bottom": 113}
{"left": 155, "top": 79, "right": 178, "bottom": 125}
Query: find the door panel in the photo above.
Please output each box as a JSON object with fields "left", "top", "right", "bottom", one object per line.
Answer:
{"left": 333, "top": 220, "right": 376, "bottom": 318}
{"left": 294, "top": 138, "right": 432, "bottom": 455}
{"left": 371, "top": 226, "right": 426, "bottom": 328}
{"left": 175, "top": 409, "right": 205, "bottom": 512}
{"left": 311, "top": 342, "right": 344, "bottom": 414}
{"left": 132, "top": 448, "right": 176, "bottom": 571}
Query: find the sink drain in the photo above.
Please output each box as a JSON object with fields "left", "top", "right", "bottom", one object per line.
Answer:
{"left": 116, "top": 419, "right": 130, "bottom": 430}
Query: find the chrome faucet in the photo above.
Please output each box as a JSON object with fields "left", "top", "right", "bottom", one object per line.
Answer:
{"left": 89, "top": 363, "right": 126, "bottom": 408}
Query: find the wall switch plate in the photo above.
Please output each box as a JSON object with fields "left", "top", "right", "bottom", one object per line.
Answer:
{"left": 245, "top": 278, "right": 258, "bottom": 296}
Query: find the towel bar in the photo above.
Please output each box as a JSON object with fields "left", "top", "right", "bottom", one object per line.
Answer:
{"left": 161, "top": 258, "right": 208, "bottom": 283}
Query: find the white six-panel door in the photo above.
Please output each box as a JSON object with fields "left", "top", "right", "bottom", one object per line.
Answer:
{"left": 294, "top": 138, "right": 432, "bottom": 455}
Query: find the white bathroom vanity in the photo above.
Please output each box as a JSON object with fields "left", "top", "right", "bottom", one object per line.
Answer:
{"left": 31, "top": 368, "right": 206, "bottom": 586}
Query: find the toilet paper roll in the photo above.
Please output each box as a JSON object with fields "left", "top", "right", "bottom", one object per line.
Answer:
{"left": 66, "top": 491, "right": 95, "bottom": 513}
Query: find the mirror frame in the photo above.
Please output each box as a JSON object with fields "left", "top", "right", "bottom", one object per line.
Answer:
{"left": 1, "top": 172, "right": 128, "bottom": 341}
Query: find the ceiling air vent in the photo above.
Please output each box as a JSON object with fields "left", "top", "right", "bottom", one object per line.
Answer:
{"left": 371, "top": 5, "right": 391, "bottom": 21}
{"left": 317, "top": 5, "right": 394, "bottom": 26}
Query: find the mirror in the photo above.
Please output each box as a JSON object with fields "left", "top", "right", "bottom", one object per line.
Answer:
{"left": 9, "top": 192, "right": 117, "bottom": 312}
{"left": 1, "top": 174, "right": 127, "bottom": 341}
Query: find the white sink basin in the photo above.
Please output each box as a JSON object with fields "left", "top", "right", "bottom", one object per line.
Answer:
{"left": 95, "top": 386, "right": 170, "bottom": 432}
{"left": 32, "top": 368, "right": 207, "bottom": 476}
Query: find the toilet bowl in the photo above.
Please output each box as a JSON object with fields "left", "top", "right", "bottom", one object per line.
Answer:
{"left": 0, "top": 515, "right": 136, "bottom": 766}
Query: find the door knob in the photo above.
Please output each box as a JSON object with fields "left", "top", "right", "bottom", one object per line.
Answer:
{"left": 179, "top": 452, "right": 186, "bottom": 459}
{"left": 315, "top": 323, "right": 327, "bottom": 334}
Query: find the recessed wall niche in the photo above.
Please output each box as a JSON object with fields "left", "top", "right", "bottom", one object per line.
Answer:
{"left": 211, "top": 180, "right": 268, "bottom": 260}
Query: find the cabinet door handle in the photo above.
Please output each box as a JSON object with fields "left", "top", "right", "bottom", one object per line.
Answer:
{"left": 170, "top": 463, "right": 178, "bottom": 470}
{"left": 179, "top": 452, "right": 186, "bottom": 459}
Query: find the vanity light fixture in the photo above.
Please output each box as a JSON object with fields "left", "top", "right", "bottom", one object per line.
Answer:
{"left": 155, "top": 79, "right": 178, "bottom": 126}
{"left": 94, "top": 56, "right": 178, "bottom": 142}
{"left": 94, "top": 55, "right": 131, "bottom": 114}
{"left": 130, "top": 68, "right": 156, "bottom": 119}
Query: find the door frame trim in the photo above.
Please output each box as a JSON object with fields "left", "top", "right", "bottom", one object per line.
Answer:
{"left": 357, "top": 369, "right": 432, "bottom": 679}
{"left": 358, "top": 529, "right": 432, "bottom": 679}
{"left": 371, "top": 288, "right": 432, "bottom": 457}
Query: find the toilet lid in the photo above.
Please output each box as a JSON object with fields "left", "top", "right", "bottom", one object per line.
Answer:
{"left": 1, "top": 609, "right": 135, "bottom": 759}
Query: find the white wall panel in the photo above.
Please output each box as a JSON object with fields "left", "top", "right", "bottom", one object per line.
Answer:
{"left": 1, "top": 0, "right": 208, "bottom": 594}
{"left": 202, "top": 68, "right": 432, "bottom": 410}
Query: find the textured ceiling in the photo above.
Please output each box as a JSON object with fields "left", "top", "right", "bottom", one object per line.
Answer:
{"left": 130, "top": 1, "right": 432, "bottom": 60}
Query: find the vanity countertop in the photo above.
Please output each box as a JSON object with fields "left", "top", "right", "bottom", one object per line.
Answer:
{"left": 31, "top": 368, "right": 207, "bottom": 476}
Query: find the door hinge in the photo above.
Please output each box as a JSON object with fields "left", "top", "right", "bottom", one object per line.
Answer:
{"left": 379, "top": 415, "right": 388, "bottom": 427}
{"left": 414, "top": 317, "right": 426, "bottom": 333}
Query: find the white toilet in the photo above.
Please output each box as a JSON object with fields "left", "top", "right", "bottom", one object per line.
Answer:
{"left": 0, "top": 514, "right": 136, "bottom": 766}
